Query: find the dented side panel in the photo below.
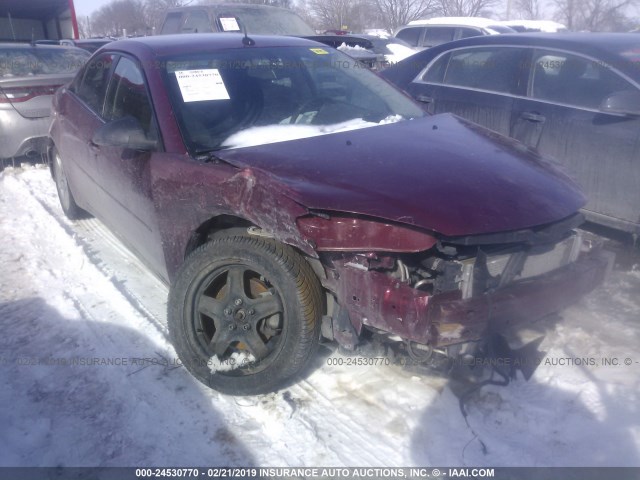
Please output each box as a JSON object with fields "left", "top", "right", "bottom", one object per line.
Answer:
{"left": 148, "top": 155, "right": 312, "bottom": 282}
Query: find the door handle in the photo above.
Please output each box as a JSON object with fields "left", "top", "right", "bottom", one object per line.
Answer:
{"left": 521, "top": 111, "right": 545, "bottom": 123}
{"left": 416, "top": 94, "right": 434, "bottom": 104}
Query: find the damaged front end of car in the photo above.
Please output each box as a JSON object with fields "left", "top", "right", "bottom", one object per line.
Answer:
{"left": 296, "top": 211, "right": 614, "bottom": 379}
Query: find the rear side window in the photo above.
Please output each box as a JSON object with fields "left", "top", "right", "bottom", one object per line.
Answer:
{"left": 76, "top": 53, "right": 115, "bottom": 114}
{"left": 161, "top": 12, "right": 183, "bottom": 34}
{"left": 530, "top": 50, "right": 633, "bottom": 109}
{"left": 396, "top": 27, "right": 422, "bottom": 47}
{"left": 437, "top": 47, "right": 527, "bottom": 94}
{"left": 422, "top": 27, "right": 455, "bottom": 48}
{"left": 419, "top": 52, "right": 450, "bottom": 83}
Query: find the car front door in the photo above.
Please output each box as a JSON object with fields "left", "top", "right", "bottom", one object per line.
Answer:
{"left": 406, "top": 46, "right": 529, "bottom": 136}
{"left": 90, "top": 55, "right": 166, "bottom": 272}
{"left": 512, "top": 49, "right": 640, "bottom": 230}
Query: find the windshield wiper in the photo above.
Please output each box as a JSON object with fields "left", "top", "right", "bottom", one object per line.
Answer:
{"left": 194, "top": 148, "right": 232, "bottom": 165}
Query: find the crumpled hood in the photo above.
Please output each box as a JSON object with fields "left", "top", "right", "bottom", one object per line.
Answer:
{"left": 216, "top": 114, "right": 586, "bottom": 237}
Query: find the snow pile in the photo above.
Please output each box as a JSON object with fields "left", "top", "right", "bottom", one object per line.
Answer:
{"left": 222, "top": 115, "right": 403, "bottom": 149}
{"left": 385, "top": 43, "right": 417, "bottom": 63}
{"left": 337, "top": 42, "right": 370, "bottom": 52}
{"left": 1, "top": 165, "right": 639, "bottom": 467}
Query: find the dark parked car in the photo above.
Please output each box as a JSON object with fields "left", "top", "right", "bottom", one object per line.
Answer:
{"left": 381, "top": 33, "right": 640, "bottom": 234}
{"left": 0, "top": 43, "right": 89, "bottom": 163}
{"left": 49, "top": 34, "right": 610, "bottom": 395}
{"left": 160, "top": 4, "right": 380, "bottom": 68}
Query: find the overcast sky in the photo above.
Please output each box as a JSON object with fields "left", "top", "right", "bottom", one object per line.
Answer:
{"left": 74, "top": 0, "right": 115, "bottom": 18}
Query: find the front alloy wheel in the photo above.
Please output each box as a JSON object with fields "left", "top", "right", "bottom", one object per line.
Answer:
{"left": 168, "top": 233, "right": 323, "bottom": 395}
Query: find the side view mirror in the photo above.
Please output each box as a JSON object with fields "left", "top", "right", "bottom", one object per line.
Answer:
{"left": 599, "top": 90, "right": 640, "bottom": 117}
{"left": 92, "top": 116, "right": 158, "bottom": 151}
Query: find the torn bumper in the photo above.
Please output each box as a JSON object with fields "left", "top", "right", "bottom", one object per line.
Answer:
{"left": 336, "top": 247, "right": 613, "bottom": 348}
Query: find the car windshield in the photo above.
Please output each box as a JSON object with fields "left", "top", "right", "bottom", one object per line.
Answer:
{"left": 162, "top": 46, "right": 425, "bottom": 153}
{"left": 216, "top": 7, "right": 315, "bottom": 36}
{"left": 0, "top": 47, "right": 89, "bottom": 78}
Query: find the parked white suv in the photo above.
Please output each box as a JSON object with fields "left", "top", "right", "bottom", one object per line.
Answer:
{"left": 394, "top": 17, "right": 515, "bottom": 49}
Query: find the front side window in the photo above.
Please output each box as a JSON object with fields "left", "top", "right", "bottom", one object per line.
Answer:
{"left": 161, "top": 46, "right": 424, "bottom": 153}
{"left": 436, "top": 47, "right": 526, "bottom": 94}
{"left": 104, "top": 57, "right": 155, "bottom": 138}
{"left": 76, "top": 53, "right": 115, "bottom": 114}
{"left": 530, "top": 50, "right": 633, "bottom": 109}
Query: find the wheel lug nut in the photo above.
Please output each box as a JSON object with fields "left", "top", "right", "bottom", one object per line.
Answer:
{"left": 234, "top": 298, "right": 243, "bottom": 306}
{"left": 224, "top": 308, "right": 232, "bottom": 315}
{"left": 248, "top": 309, "right": 255, "bottom": 315}
{"left": 228, "top": 324, "right": 236, "bottom": 331}
{"left": 242, "top": 324, "right": 250, "bottom": 331}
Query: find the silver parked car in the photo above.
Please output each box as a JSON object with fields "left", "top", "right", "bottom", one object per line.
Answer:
{"left": 0, "top": 43, "right": 89, "bottom": 164}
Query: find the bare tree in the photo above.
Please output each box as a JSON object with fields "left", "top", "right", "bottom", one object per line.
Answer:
{"left": 372, "top": 0, "right": 439, "bottom": 33}
{"left": 90, "top": 0, "right": 148, "bottom": 37}
{"left": 512, "top": 0, "right": 541, "bottom": 19}
{"left": 145, "top": 0, "right": 193, "bottom": 34}
{"left": 305, "top": 0, "right": 376, "bottom": 31}
{"left": 77, "top": 16, "right": 93, "bottom": 38}
{"left": 199, "top": 0, "right": 294, "bottom": 7}
{"left": 437, "top": 0, "right": 499, "bottom": 17}
{"left": 553, "top": 0, "right": 637, "bottom": 30}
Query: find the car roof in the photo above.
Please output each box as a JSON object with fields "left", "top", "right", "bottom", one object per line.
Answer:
{"left": 100, "top": 33, "right": 327, "bottom": 58}
{"left": 501, "top": 20, "right": 567, "bottom": 31}
{"left": 407, "top": 17, "right": 503, "bottom": 28}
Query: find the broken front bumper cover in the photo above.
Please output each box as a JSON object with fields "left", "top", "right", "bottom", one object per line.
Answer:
{"left": 336, "top": 246, "right": 614, "bottom": 348}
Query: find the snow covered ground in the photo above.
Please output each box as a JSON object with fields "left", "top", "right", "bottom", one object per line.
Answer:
{"left": 1, "top": 164, "right": 639, "bottom": 467}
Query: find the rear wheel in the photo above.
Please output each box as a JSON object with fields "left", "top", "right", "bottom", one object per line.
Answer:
{"left": 52, "top": 148, "right": 83, "bottom": 220}
{"left": 168, "top": 233, "right": 323, "bottom": 395}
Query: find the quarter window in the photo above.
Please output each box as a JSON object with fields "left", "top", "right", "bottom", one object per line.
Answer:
{"left": 76, "top": 53, "right": 115, "bottom": 114}
{"left": 531, "top": 50, "right": 633, "bottom": 109}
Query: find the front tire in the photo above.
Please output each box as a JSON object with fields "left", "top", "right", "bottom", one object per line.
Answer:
{"left": 168, "top": 233, "right": 323, "bottom": 395}
{"left": 52, "top": 148, "right": 83, "bottom": 220}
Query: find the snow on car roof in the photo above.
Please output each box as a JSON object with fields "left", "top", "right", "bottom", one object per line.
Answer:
{"left": 407, "top": 17, "right": 503, "bottom": 28}
{"left": 502, "top": 20, "right": 568, "bottom": 32}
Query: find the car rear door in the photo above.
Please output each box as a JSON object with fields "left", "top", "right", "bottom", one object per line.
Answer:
{"left": 406, "top": 46, "right": 529, "bottom": 136}
{"left": 512, "top": 48, "right": 640, "bottom": 230}
{"left": 57, "top": 52, "right": 116, "bottom": 212}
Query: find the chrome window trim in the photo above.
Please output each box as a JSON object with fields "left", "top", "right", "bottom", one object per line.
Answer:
{"left": 412, "top": 43, "right": 640, "bottom": 112}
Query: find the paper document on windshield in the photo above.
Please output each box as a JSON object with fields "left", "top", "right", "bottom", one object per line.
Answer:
{"left": 175, "top": 69, "right": 231, "bottom": 102}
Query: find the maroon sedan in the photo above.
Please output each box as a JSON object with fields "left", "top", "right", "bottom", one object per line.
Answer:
{"left": 49, "top": 34, "right": 610, "bottom": 395}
